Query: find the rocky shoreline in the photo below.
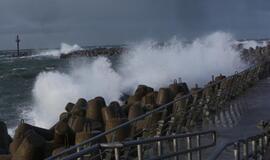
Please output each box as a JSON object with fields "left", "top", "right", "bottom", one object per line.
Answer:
{"left": 0, "top": 44, "right": 270, "bottom": 160}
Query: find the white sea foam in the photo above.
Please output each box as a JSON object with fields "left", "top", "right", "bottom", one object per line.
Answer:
{"left": 28, "top": 32, "right": 247, "bottom": 128}
{"left": 33, "top": 43, "right": 82, "bottom": 58}
{"left": 119, "top": 32, "right": 246, "bottom": 92}
{"left": 30, "top": 57, "right": 122, "bottom": 127}
{"left": 237, "top": 40, "right": 269, "bottom": 49}
{"left": 8, "top": 127, "right": 16, "bottom": 136}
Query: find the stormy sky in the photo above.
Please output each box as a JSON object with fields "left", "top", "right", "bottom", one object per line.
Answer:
{"left": 0, "top": 0, "right": 270, "bottom": 49}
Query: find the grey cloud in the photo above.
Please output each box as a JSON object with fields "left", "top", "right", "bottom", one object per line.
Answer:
{"left": 0, "top": 0, "right": 270, "bottom": 49}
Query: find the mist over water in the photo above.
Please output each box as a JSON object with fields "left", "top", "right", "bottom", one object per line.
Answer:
{"left": 29, "top": 32, "right": 247, "bottom": 128}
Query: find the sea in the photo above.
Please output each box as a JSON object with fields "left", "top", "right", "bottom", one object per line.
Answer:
{"left": 0, "top": 44, "right": 122, "bottom": 133}
{"left": 0, "top": 49, "right": 68, "bottom": 130}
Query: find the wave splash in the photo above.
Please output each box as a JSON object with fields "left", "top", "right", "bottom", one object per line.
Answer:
{"left": 28, "top": 32, "right": 247, "bottom": 128}
{"left": 34, "top": 43, "right": 82, "bottom": 58}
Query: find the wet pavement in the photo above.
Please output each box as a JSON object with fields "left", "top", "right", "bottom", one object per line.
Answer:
{"left": 208, "top": 77, "right": 270, "bottom": 159}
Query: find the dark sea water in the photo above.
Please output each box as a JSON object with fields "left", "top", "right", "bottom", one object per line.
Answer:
{"left": 0, "top": 49, "right": 120, "bottom": 132}
{"left": 0, "top": 51, "right": 68, "bottom": 131}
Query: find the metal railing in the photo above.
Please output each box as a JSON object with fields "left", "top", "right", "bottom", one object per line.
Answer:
{"left": 208, "top": 133, "right": 269, "bottom": 160}
{"left": 47, "top": 62, "right": 270, "bottom": 160}
{"left": 63, "top": 130, "right": 216, "bottom": 160}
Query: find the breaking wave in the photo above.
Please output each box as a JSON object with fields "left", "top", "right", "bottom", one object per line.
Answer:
{"left": 34, "top": 43, "right": 82, "bottom": 58}
{"left": 28, "top": 32, "right": 247, "bottom": 128}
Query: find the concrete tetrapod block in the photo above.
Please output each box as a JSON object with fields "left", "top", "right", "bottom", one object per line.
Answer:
{"left": 12, "top": 130, "right": 46, "bottom": 160}
{"left": 0, "top": 121, "right": 9, "bottom": 154}
{"left": 105, "top": 118, "right": 130, "bottom": 142}
{"left": 9, "top": 123, "right": 53, "bottom": 154}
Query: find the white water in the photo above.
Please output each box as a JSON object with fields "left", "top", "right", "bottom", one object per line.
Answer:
{"left": 237, "top": 40, "right": 269, "bottom": 49}
{"left": 119, "top": 33, "right": 245, "bottom": 92}
{"left": 30, "top": 58, "right": 122, "bottom": 127}
{"left": 29, "top": 32, "right": 247, "bottom": 128}
{"left": 33, "top": 43, "right": 82, "bottom": 58}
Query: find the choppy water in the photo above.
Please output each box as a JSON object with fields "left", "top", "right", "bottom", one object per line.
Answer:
{"left": 0, "top": 48, "right": 121, "bottom": 132}
{"left": 0, "top": 51, "right": 68, "bottom": 129}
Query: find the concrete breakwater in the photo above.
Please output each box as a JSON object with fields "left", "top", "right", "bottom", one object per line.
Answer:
{"left": 60, "top": 41, "right": 270, "bottom": 60}
{"left": 0, "top": 49, "right": 270, "bottom": 160}
{"left": 0, "top": 77, "right": 227, "bottom": 160}
{"left": 60, "top": 47, "right": 125, "bottom": 59}
{"left": 241, "top": 44, "right": 270, "bottom": 64}
{"left": 48, "top": 61, "right": 270, "bottom": 160}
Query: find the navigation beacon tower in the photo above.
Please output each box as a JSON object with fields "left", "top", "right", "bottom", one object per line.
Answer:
{"left": 16, "top": 35, "right": 20, "bottom": 56}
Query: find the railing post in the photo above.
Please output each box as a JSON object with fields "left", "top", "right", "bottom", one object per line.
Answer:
{"left": 76, "top": 147, "right": 79, "bottom": 160}
{"left": 137, "top": 144, "right": 143, "bottom": 160}
{"left": 212, "top": 131, "right": 217, "bottom": 145}
{"left": 114, "top": 148, "right": 120, "bottom": 160}
{"left": 157, "top": 140, "right": 163, "bottom": 156}
{"left": 196, "top": 135, "right": 201, "bottom": 160}
{"left": 264, "top": 135, "right": 268, "bottom": 148}
{"left": 187, "top": 136, "right": 192, "bottom": 160}
{"left": 112, "top": 131, "right": 116, "bottom": 142}
{"left": 234, "top": 142, "right": 240, "bottom": 160}
{"left": 243, "top": 140, "right": 249, "bottom": 160}
{"left": 252, "top": 140, "right": 257, "bottom": 160}
{"left": 77, "top": 147, "right": 82, "bottom": 160}
{"left": 259, "top": 137, "right": 263, "bottom": 160}
{"left": 167, "top": 117, "right": 175, "bottom": 135}
{"left": 99, "top": 147, "right": 103, "bottom": 160}
{"left": 262, "top": 136, "right": 266, "bottom": 153}
{"left": 173, "top": 137, "right": 179, "bottom": 160}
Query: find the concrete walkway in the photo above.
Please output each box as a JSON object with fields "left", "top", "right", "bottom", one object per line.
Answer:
{"left": 217, "top": 77, "right": 270, "bottom": 140}
{"left": 207, "top": 77, "right": 270, "bottom": 159}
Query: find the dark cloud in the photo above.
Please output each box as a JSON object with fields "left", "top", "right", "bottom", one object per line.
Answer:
{"left": 0, "top": 0, "right": 269, "bottom": 49}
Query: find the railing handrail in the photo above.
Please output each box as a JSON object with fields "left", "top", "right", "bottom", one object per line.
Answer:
{"left": 62, "top": 144, "right": 100, "bottom": 160}
{"left": 63, "top": 130, "right": 216, "bottom": 160}
{"left": 101, "top": 130, "right": 216, "bottom": 148}
{"left": 207, "top": 140, "right": 235, "bottom": 160}
{"left": 207, "top": 133, "right": 268, "bottom": 160}
{"left": 149, "top": 142, "right": 215, "bottom": 160}
{"left": 47, "top": 65, "right": 259, "bottom": 160}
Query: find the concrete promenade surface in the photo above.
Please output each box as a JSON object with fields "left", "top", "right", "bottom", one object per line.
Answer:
{"left": 217, "top": 77, "right": 270, "bottom": 140}
{"left": 208, "top": 77, "right": 270, "bottom": 159}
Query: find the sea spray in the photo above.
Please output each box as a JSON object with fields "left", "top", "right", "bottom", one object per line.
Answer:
{"left": 119, "top": 32, "right": 246, "bottom": 92}
{"left": 33, "top": 43, "right": 82, "bottom": 58}
{"left": 236, "top": 40, "right": 268, "bottom": 49}
{"left": 29, "top": 32, "right": 247, "bottom": 128}
{"left": 31, "top": 57, "right": 122, "bottom": 127}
